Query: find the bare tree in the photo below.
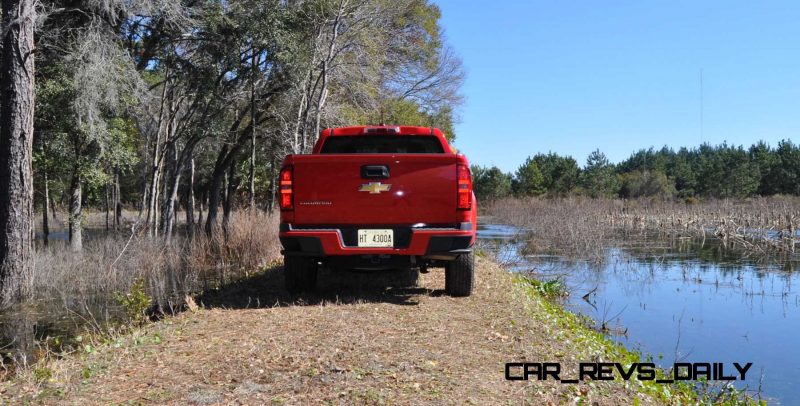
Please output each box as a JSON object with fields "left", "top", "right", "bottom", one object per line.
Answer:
{"left": 390, "top": 45, "right": 465, "bottom": 112}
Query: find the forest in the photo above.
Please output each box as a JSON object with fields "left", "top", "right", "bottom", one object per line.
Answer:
{"left": 473, "top": 140, "right": 800, "bottom": 202}
{"left": 0, "top": 0, "right": 463, "bottom": 306}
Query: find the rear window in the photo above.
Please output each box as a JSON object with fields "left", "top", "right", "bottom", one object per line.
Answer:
{"left": 320, "top": 136, "right": 445, "bottom": 154}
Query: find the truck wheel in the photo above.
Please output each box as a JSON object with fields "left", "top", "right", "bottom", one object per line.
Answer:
{"left": 445, "top": 252, "right": 474, "bottom": 297}
{"left": 401, "top": 267, "right": 419, "bottom": 287}
{"left": 284, "top": 256, "right": 318, "bottom": 294}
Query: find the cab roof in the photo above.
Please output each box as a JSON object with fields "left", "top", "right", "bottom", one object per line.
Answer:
{"left": 312, "top": 125, "right": 453, "bottom": 154}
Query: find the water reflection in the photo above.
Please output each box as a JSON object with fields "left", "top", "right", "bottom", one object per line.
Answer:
{"left": 478, "top": 222, "right": 800, "bottom": 405}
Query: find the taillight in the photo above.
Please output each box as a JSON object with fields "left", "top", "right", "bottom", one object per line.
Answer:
{"left": 364, "top": 126, "right": 400, "bottom": 134}
{"left": 457, "top": 164, "right": 472, "bottom": 210}
{"left": 279, "top": 166, "right": 293, "bottom": 210}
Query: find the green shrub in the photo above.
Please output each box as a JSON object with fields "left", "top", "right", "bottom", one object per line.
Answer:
{"left": 519, "top": 276, "right": 568, "bottom": 299}
{"left": 33, "top": 366, "right": 54, "bottom": 382}
{"left": 113, "top": 278, "right": 152, "bottom": 325}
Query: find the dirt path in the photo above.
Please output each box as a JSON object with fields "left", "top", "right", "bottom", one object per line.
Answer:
{"left": 3, "top": 257, "right": 658, "bottom": 405}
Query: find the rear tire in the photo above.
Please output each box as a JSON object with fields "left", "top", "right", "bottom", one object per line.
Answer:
{"left": 445, "top": 251, "right": 474, "bottom": 297}
{"left": 401, "top": 267, "right": 419, "bottom": 287}
{"left": 284, "top": 256, "right": 318, "bottom": 294}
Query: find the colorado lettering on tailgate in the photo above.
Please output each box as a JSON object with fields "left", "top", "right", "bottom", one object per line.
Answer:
{"left": 278, "top": 125, "right": 477, "bottom": 297}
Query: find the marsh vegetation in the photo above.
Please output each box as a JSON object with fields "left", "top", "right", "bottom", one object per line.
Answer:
{"left": 487, "top": 196, "right": 800, "bottom": 261}
{"left": 0, "top": 210, "right": 281, "bottom": 372}
{"left": 481, "top": 197, "right": 800, "bottom": 404}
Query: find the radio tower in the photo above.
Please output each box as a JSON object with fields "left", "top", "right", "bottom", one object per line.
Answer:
{"left": 700, "top": 68, "right": 704, "bottom": 142}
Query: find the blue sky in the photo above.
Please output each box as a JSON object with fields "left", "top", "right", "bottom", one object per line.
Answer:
{"left": 436, "top": 0, "right": 800, "bottom": 172}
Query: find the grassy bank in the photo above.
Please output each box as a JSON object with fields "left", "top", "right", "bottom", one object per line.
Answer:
{"left": 1, "top": 253, "right": 756, "bottom": 405}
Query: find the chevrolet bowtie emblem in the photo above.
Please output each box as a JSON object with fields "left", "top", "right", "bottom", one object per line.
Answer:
{"left": 359, "top": 182, "right": 392, "bottom": 194}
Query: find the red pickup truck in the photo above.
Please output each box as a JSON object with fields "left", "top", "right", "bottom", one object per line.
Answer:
{"left": 278, "top": 125, "right": 477, "bottom": 296}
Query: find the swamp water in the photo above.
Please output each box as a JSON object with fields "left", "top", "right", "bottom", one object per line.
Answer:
{"left": 478, "top": 222, "right": 800, "bottom": 404}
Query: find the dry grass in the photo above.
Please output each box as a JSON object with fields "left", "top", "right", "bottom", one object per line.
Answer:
{"left": 32, "top": 210, "right": 281, "bottom": 312}
{"left": 0, "top": 210, "right": 280, "bottom": 373}
{"left": 0, "top": 208, "right": 283, "bottom": 365}
{"left": 1, "top": 257, "right": 662, "bottom": 405}
{"left": 486, "top": 196, "right": 800, "bottom": 260}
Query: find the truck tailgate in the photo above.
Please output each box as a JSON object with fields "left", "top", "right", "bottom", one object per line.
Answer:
{"left": 290, "top": 154, "right": 459, "bottom": 225}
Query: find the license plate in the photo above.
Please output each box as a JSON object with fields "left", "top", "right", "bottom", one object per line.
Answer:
{"left": 357, "top": 229, "right": 394, "bottom": 247}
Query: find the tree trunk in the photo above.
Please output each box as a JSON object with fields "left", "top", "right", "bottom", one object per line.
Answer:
{"left": 185, "top": 158, "right": 195, "bottom": 239}
{"left": 267, "top": 155, "right": 277, "bottom": 213}
{"left": 312, "top": 9, "right": 341, "bottom": 142}
{"left": 223, "top": 158, "right": 238, "bottom": 238}
{"left": 205, "top": 172, "right": 223, "bottom": 237}
{"left": 160, "top": 141, "right": 181, "bottom": 241}
{"left": 204, "top": 114, "right": 261, "bottom": 236}
{"left": 68, "top": 175, "right": 82, "bottom": 252}
{"left": 299, "top": 67, "right": 318, "bottom": 153}
{"left": 292, "top": 70, "right": 311, "bottom": 153}
{"left": 161, "top": 138, "right": 198, "bottom": 241}
{"left": 248, "top": 75, "right": 257, "bottom": 209}
{"left": 6, "top": 310, "right": 34, "bottom": 366}
{"left": 49, "top": 194, "right": 58, "bottom": 224}
{"left": 205, "top": 145, "right": 233, "bottom": 237}
{"left": 146, "top": 78, "right": 170, "bottom": 236}
{"left": 139, "top": 177, "right": 147, "bottom": 216}
{"left": 138, "top": 161, "right": 149, "bottom": 218}
{"left": 105, "top": 181, "right": 110, "bottom": 231}
{"left": 314, "top": 59, "right": 332, "bottom": 141}
{"left": 114, "top": 171, "right": 121, "bottom": 229}
{"left": 0, "top": 0, "right": 36, "bottom": 307}
{"left": 150, "top": 160, "right": 162, "bottom": 238}
{"left": 42, "top": 170, "right": 49, "bottom": 247}
{"left": 146, "top": 146, "right": 161, "bottom": 236}
{"left": 223, "top": 167, "right": 228, "bottom": 210}
{"left": 197, "top": 188, "right": 204, "bottom": 231}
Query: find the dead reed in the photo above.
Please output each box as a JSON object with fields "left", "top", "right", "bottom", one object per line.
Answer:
{"left": 0, "top": 210, "right": 281, "bottom": 372}
{"left": 31, "top": 210, "right": 282, "bottom": 315}
{"left": 486, "top": 196, "right": 800, "bottom": 260}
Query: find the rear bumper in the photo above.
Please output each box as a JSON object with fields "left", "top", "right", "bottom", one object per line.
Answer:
{"left": 279, "top": 223, "right": 474, "bottom": 257}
